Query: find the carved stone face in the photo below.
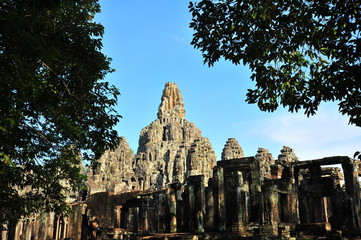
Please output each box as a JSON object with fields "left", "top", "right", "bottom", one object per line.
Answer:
{"left": 157, "top": 82, "right": 186, "bottom": 119}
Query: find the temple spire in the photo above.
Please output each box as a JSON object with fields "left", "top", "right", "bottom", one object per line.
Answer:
{"left": 157, "top": 82, "right": 186, "bottom": 119}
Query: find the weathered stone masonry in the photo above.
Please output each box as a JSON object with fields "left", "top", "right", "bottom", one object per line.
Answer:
{"left": 2, "top": 82, "right": 361, "bottom": 239}
{"left": 80, "top": 83, "right": 361, "bottom": 239}
{"left": 89, "top": 82, "right": 216, "bottom": 193}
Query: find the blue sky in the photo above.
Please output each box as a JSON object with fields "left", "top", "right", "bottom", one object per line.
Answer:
{"left": 96, "top": 0, "right": 361, "bottom": 160}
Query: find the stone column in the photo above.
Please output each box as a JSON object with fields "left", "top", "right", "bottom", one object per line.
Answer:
{"left": 167, "top": 188, "right": 177, "bottom": 233}
{"left": 231, "top": 171, "right": 247, "bottom": 233}
{"left": 46, "top": 212, "right": 55, "bottom": 239}
{"left": 155, "top": 191, "right": 166, "bottom": 233}
{"left": 66, "top": 203, "right": 87, "bottom": 240}
{"left": 139, "top": 199, "right": 149, "bottom": 235}
{"left": 126, "top": 207, "right": 138, "bottom": 233}
{"left": 213, "top": 166, "right": 226, "bottom": 231}
{"left": 260, "top": 183, "right": 279, "bottom": 236}
{"left": 114, "top": 205, "right": 122, "bottom": 228}
{"left": 205, "top": 180, "right": 215, "bottom": 230}
{"left": 195, "top": 176, "right": 205, "bottom": 233}
{"left": 170, "top": 182, "right": 184, "bottom": 232}
{"left": 27, "top": 220, "right": 32, "bottom": 239}
{"left": 58, "top": 217, "right": 64, "bottom": 240}
{"left": 342, "top": 158, "right": 361, "bottom": 234}
{"left": 187, "top": 181, "right": 195, "bottom": 232}
{"left": 182, "top": 186, "right": 190, "bottom": 232}
{"left": 33, "top": 216, "right": 40, "bottom": 240}
{"left": 186, "top": 175, "right": 205, "bottom": 233}
{"left": 13, "top": 220, "right": 22, "bottom": 240}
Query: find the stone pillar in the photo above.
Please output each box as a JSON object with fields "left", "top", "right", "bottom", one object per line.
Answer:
{"left": 182, "top": 186, "right": 190, "bottom": 232}
{"left": 205, "top": 180, "right": 215, "bottom": 230}
{"left": 139, "top": 199, "right": 149, "bottom": 235}
{"left": 231, "top": 171, "right": 248, "bottom": 233}
{"left": 64, "top": 217, "right": 69, "bottom": 239}
{"left": 155, "top": 191, "right": 166, "bottom": 233}
{"left": 43, "top": 212, "right": 54, "bottom": 240}
{"left": 60, "top": 217, "right": 68, "bottom": 239}
{"left": 170, "top": 181, "right": 184, "bottom": 232}
{"left": 196, "top": 178, "right": 205, "bottom": 233}
{"left": 342, "top": 158, "right": 361, "bottom": 234}
{"left": 176, "top": 197, "right": 184, "bottom": 233}
{"left": 187, "top": 175, "right": 206, "bottom": 233}
{"left": 187, "top": 181, "right": 195, "bottom": 232}
{"left": 33, "top": 216, "right": 40, "bottom": 240}
{"left": 13, "top": 220, "right": 22, "bottom": 240}
{"left": 213, "top": 166, "right": 226, "bottom": 231}
{"left": 280, "top": 192, "right": 298, "bottom": 224}
{"left": 25, "top": 219, "right": 32, "bottom": 240}
{"left": 260, "top": 183, "right": 279, "bottom": 236}
{"left": 58, "top": 217, "right": 65, "bottom": 240}
{"left": 167, "top": 188, "right": 177, "bottom": 233}
{"left": 125, "top": 207, "right": 138, "bottom": 233}
{"left": 66, "top": 203, "right": 86, "bottom": 240}
{"left": 115, "top": 205, "right": 122, "bottom": 228}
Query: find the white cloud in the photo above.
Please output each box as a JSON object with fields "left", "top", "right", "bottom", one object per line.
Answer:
{"left": 247, "top": 105, "right": 361, "bottom": 160}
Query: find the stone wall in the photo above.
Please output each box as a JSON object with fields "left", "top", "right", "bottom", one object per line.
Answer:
{"left": 88, "top": 137, "right": 136, "bottom": 194}
{"left": 75, "top": 150, "right": 361, "bottom": 239}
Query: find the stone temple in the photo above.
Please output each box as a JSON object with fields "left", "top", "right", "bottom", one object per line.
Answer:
{"left": 2, "top": 82, "right": 361, "bottom": 240}
{"left": 87, "top": 82, "right": 216, "bottom": 193}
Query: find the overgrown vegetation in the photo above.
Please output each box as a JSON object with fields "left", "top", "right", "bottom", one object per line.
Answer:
{"left": 0, "top": 0, "right": 120, "bottom": 226}
{"left": 189, "top": 0, "right": 360, "bottom": 126}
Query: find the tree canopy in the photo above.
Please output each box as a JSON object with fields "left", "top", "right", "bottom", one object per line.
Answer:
{"left": 189, "top": 0, "right": 361, "bottom": 126}
{"left": 0, "top": 0, "right": 120, "bottom": 225}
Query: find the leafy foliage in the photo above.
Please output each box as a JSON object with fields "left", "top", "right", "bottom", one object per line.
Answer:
{"left": 0, "top": 0, "right": 120, "bottom": 224}
{"left": 189, "top": 0, "right": 361, "bottom": 126}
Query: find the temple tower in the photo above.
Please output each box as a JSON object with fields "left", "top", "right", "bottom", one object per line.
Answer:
{"left": 135, "top": 82, "right": 216, "bottom": 190}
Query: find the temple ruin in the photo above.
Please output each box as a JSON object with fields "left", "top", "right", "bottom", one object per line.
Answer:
{"left": 2, "top": 82, "right": 361, "bottom": 239}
